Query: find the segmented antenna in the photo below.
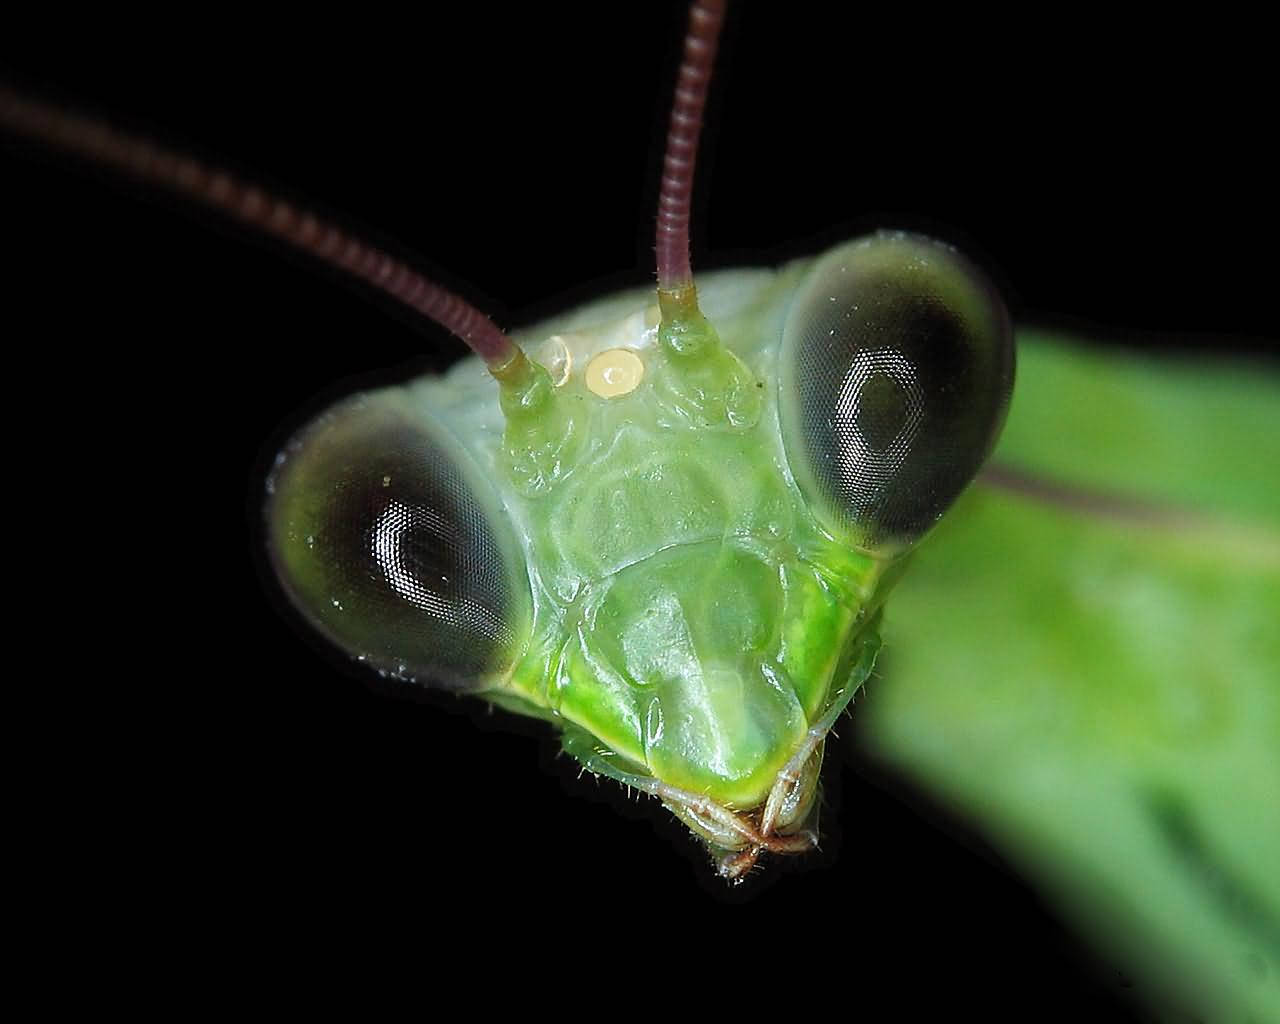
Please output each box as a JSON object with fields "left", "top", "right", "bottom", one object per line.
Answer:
{"left": 0, "top": 85, "right": 522, "bottom": 371}
{"left": 655, "top": 0, "right": 727, "bottom": 297}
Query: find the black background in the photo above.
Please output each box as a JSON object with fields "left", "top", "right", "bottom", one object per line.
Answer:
{"left": 4, "top": 4, "right": 1272, "bottom": 1013}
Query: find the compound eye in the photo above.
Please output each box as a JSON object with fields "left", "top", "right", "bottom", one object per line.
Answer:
{"left": 779, "top": 233, "right": 1014, "bottom": 553}
{"left": 265, "top": 389, "right": 530, "bottom": 689}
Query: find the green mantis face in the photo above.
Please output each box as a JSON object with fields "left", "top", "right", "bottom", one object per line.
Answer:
{"left": 266, "top": 231, "right": 1013, "bottom": 870}
{"left": 0, "top": 2, "right": 1019, "bottom": 880}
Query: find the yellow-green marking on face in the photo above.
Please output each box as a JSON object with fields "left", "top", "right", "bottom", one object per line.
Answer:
{"left": 586, "top": 348, "right": 645, "bottom": 398}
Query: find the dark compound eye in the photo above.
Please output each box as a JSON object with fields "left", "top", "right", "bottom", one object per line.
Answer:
{"left": 265, "top": 389, "right": 530, "bottom": 689}
{"left": 779, "top": 233, "right": 1014, "bottom": 552}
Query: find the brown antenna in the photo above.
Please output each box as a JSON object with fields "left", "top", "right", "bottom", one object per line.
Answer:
{"left": 655, "top": 0, "right": 727, "bottom": 301}
{"left": 0, "top": 85, "right": 523, "bottom": 372}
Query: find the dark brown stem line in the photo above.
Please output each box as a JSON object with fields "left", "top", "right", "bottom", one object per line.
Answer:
{"left": 979, "top": 463, "right": 1191, "bottom": 525}
{"left": 655, "top": 0, "right": 727, "bottom": 293}
{"left": 0, "top": 85, "right": 519, "bottom": 370}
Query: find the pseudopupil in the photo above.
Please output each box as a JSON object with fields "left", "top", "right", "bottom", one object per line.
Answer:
{"left": 833, "top": 350, "right": 925, "bottom": 520}
{"left": 370, "top": 496, "right": 510, "bottom": 647}
{"left": 839, "top": 355, "right": 921, "bottom": 450}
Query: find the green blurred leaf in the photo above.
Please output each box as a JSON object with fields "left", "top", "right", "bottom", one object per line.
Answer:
{"left": 865, "top": 332, "right": 1280, "bottom": 1019}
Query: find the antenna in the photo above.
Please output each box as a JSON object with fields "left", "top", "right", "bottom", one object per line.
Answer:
{"left": 0, "top": 85, "right": 523, "bottom": 373}
{"left": 655, "top": 0, "right": 726, "bottom": 318}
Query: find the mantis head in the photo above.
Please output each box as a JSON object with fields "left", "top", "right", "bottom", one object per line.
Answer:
{"left": 259, "top": 3, "right": 1015, "bottom": 876}
{"left": 267, "top": 225, "right": 1012, "bottom": 874}
{"left": 0, "top": 2, "right": 1011, "bottom": 878}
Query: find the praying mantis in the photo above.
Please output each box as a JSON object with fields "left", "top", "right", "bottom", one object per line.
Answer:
{"left": 2, "top": 3, "right": 1274, "bottom": 1017}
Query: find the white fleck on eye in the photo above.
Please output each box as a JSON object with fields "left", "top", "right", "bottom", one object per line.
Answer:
{"left": 832, "top": 347, "right": 926, "bottom": 521}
